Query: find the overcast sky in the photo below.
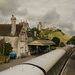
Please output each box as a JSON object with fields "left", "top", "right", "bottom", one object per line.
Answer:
{"left": 0, "top": 0, "right": 75, "bottom": 35}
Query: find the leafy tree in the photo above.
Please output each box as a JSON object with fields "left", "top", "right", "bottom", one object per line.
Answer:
{"left": 4, "top": 43, "right": 12, "bottom": 56}
{"left": 67, "top": 36, "right": 75, "bottom": 45}
{"left": 51, "top": 37, "right": 60, "bottom": 47}
{"left": 0, "top": 44, "right": 3, "bottom": 55}
{"left": 0, "top": 43, "right": 12, "bottom": 56}
{"left": 59, "top": 42, "right": 65, "bottom": 47}
{"left": 30, "top": 27, "right": 39, "bottom": 37}
{"left": 38, "top": 28, "right": 52, "bottom": 39}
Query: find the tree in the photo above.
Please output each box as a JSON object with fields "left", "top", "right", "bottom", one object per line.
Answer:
{"left": 59, "top": 42, "right": 65, "bottom": 47}
{"left": 38, "top": 28, "right": 51, "bottom": 39}
{"left": 51, "top": 37, "right": 60, "bottom": 47}
{"left": 67, "top": 36, "right": 75, "bottom": 45}
{"left": 3, "top": 43, "right": 12, "bottom": 56}
{"left": 0, "top": 44, "right": 3, "bottom": 55}
{"left": 30, "top": 27, "right": 39, "bottom": 37}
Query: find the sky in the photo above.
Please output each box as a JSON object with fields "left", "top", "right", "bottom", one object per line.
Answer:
{"left": 0, "top": 0, "right": 75, "bottom": 35}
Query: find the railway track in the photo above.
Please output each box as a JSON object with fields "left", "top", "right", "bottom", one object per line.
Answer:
{"left": 0, "top": 45, "right": 75, "bottom": 75}
{"left": 47, "top": 47, "right": 75, "bottom": 75}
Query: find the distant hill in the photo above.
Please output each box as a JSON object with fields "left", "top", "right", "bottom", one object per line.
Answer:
{"left": 39, "top": 28, "right": 71, "bottom": 44}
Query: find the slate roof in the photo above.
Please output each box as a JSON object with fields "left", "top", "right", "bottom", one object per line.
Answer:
{"left": 0, "top": 24, "right": 23, "bottom": 36}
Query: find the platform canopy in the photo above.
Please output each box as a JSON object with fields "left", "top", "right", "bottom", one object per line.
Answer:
{"left": 28, "top": 40, "right": 55, "bottom": 46}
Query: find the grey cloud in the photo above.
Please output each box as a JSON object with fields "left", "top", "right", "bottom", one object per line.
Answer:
{"left": 0, "top": 0, "right": 28, "bottom": 23}
{"left": 58, "top": 22, "right": 74, "bottom": 35}
{"left": 41, "top": 9, "right": 60, "bottom": 24}
{"left": 0, "top": 0, "right": 19, "bottom": 16}
{"left": 0, "top": 0, "right": 28, "bottom": 17}
{"left": 0, "top": 0, "right": 75, "bottom": 35}
{"left": 41, "top": 8, "right": 75, "bottom": 35}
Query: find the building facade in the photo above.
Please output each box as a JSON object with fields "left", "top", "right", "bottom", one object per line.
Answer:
{"left": 37, "top": 22, "right": 48, "bottom": 30}
{"left": 0, "top": 15, "right": 30, "bottom": 57}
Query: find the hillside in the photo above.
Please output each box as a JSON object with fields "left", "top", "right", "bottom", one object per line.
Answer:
{"left": 39, "top": 28, "right": 71, "bottom": 44}
{"left": 51, "top": 31, "right": 70, "bottom": 43}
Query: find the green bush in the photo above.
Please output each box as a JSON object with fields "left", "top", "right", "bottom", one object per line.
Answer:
{"left": 50, "top": 46, "right": 56, "bottom": 50}
{"left": 51, "top": 37, "right": 60, "bottom": 47}
{"left": 67, "top": 36, "right": 75, "bottom": 45}
{"left": 0, "top": 43, "right": 12, "bottom": 56}
{"left": 59, "top": 42, "right": 65, "bottom": 47}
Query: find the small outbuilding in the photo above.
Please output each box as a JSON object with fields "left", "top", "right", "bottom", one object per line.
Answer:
{"left": 28, "top": 40, "right": 55, "bottom": 55}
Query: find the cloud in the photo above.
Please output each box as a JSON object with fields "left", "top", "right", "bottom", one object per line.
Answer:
{"left": 0, "top": 0, "right": 19, "bottom": 16}
{"left": 0, "top": 0, "right": 28, "bottom": 18}
{"left": 41, "top": 9, "right": 60, "bottom": 25}
{"left": 41, "top": 8, "right": 75, "bottom": 35}
{"left": 0, "top": 0, "right": 28, "bottom": 23}
{"left": 0, "top": 0, "right": 75, "bottom": 35}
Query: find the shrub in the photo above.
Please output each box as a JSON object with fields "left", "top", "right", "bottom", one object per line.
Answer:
{"left": 51, "top": 37, "right": 60, "bottom": 47}
{"left": 59, "top": 42, "right": 65, "bottom": 47}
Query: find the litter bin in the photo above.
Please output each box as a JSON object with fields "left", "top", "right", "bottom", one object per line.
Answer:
{"left": 10, "top": 52, "right": 17, "bottom": 59}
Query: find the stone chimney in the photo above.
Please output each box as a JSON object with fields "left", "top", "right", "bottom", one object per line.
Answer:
{"left": 11, "top": 15, "right": 16, "bottom": 36}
